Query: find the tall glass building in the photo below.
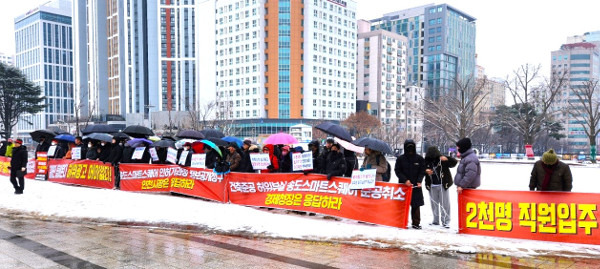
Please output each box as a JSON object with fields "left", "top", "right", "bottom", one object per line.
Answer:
{"left": 14, "top": 0, "right": 74, "bottom": 142}
{"left": 370, "top": 3, "right": 476, "bottom": 99}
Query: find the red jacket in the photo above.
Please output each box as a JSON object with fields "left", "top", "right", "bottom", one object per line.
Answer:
{"left": 260, "top": 144, "right": 279, "bottom": 173}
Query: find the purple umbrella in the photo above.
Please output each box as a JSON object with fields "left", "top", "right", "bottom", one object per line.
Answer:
{"left": 126, "top": 138, "right": 153, "bottom": 148}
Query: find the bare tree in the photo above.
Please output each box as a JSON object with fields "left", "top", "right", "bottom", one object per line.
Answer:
{"left": 502, "top": 64, "right": 567, "bottom": 146}
{"left": 568, "top": 79, "right": 600, "bottom": 162}
{"left": 186, "top": 100, "right": 218, "bottom": 130}
{"left": 421, "top": 75, "right": 490, "bottom": 144}
{"left": 70, "top": 89, "right": 95, "bottom": 136}
{"left": 342, "top": 111, "right": 381, "bottom": 138}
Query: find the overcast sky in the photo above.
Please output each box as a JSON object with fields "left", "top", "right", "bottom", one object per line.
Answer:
{"left": 1, "top": 0, "right": 599, "bottom": 79}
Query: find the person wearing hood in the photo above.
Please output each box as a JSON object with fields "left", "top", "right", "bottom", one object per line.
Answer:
{"left": 529, "top": 149, "right": 572, "bottom": 191}
{"left": 424, "top": 146, "right": 457, "bottom": 228}
{"left": 261, "top": 144, "right": 279, "bottom": 173}
{"left": 225, "top": 143, "right": 242, "bottom": 171}
{"left": 454, "top": 137, "right": 481, "bottom": 194}
{"left": 9, "top": 139, "right": 28, "bottom": 194}
{"left": 395, "top": 139, "right": 426, "bottom": 229}
{"left": 278, "top": 145, "right": 293, "bottom": 173}
{"left": 361, "top": 147, "right": 388, "bottom": 182}
{"left": 324, "top": 143, "right": 346, "bottom": 180}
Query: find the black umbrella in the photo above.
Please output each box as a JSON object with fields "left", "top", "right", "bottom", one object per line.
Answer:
{"left": 315, "top": 122, "right": 352, "bottom": 142}
{"left": 123, "top": 125, "right": 154, "bottom": 138}
{"left": 112, "top": 132, "right": 131, "bottom": 141}
{"left": 352, "top": 137, "right": 394, "bottom": 155}
{"left": 200, "top": 129, "right": 225, "bottom": 138}
{"left": 176, "top": 129, "right": 205, "bottom": 140}
{"left": 153, "top": 139, "right": 176, "bottom": 148}
{"left": 206, "top": 137, "right": 228, "bottom": 146}
{"left": 82, "top": 124, "right": 118, "bottom": 135}
{"left": 83, "top": 133, "right": 113, "bottom": 143}
{"left": 30, "top": 130, "right": 57, "bottom": 142}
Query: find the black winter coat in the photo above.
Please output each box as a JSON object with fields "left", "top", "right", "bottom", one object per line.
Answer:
{"left": 279, "top": 153, "right": 292, "bottom": 173}
{"left": 239, "top": 150, "right": 253, "bottom": 172}
{"left": 108, "top": 144, "right": 124, "bottom": 165}
{"left": 395, "top": 153, "right": 426, "bottom": 207}
{"left": 343, "top": 149, "right": 357, "bottom": 177}
{"left": 120, "top": 145, "right": 134, "bottom": 163}
{"left": 424, "top": 155, "right": 457, "bottom": 190}
{"left": 98, "top": 144, "right": 111, "bottom": 162}
{"left": 205, "top": 149, "right": 220, "bottom": 169}
{"left": 10, "top": 146, "right": 28, "bottom": 173}
{"left": 86, "top": 146, "right": 99, "bottom": 160}
{"left": 324, "top": 150, "right": 346, "bottom": 179}
{"left": 36, "top": 142, "right": 50, "bottom": 156}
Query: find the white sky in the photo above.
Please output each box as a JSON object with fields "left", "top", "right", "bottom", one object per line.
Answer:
{"left": 1, "top": 0, "right": 600, "bottom": 79}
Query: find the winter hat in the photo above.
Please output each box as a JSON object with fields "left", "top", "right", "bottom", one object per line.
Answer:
{"left": 243, "top": 139, "right": 252, "bottom": 146}
{"left": 282, "top": 145, "right": 290, "bottom": 152}
{"left": 326, "top": 138, "right": 335, "bottom": 144}
{"left": 542, "top": 149, "right": 558, "bottom": 165}
{"left": 456, "top": 138, "right": 472, "bottom": 154}
{"left": 15, "top": 139, "right": 23, "bottom": 145}
{"left": 425, "top": 146, "right": 442, "bottom": 160}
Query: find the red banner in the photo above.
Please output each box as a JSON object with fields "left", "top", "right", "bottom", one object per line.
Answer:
{"left": 170, "top": 167, "right": 228, "bottom": 202}
{"left": 119, "top": 164, "right": 176, "bottom": 193}
{"left": 227, "top": 173, "right": 413, "bottom": 228}
{"left": 458, "top": 189, "right": 600, "bottom": 245}
{"left": 0, "top": 156, "right": 11, "bottom": 176}
{"left": 47, "top": 159, "right": 115, "bottom": 189}
{"left": 34, "top": 152, "right": 48, "bottom": 180}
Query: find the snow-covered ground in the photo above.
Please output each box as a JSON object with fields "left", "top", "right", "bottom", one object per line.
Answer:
{"left": 0, "top": 162, "right": 599, "bottom": 258}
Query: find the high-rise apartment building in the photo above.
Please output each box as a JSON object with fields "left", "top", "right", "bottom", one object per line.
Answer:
{"left": 215, "top": 0, "right": 357, "bottom": 134}
{"left": 370, "top": 3, "right": 476, "bottom": 99}
{"left": 14, "top": 0, "right": 74, "bottom": 142}
{"left": 551, "top": 40, "right": 600, "bottom": 151}
{"left": 0, "top": 52, "right": 14, "bottom": 66}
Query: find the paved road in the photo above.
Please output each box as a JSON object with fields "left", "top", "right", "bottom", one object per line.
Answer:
{"left": 0, "top": 217, "right": 599, "bottom": 269}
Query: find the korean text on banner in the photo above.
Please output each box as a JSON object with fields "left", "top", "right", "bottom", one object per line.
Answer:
{"left": 250, "top": 153, "right": 270, "bottom": 170}
{"left": 170, "top": 167, "right": 227, "bottom": 202}
{"left": 119, "top": 164, "right": 179, "bottom": 193}
{"left": 227, "top": 173, "right": 412, "bottom": 228}
{"left": 71, "top": 147, "right": 81, "bottom": 160}
{"left": 166, "top": 148, "right": 178, "bottom": 164}
{"left": 47, "top": 159, "right": 114, "bottom": 189}
{"left": 292, "top": 152, "right": 313, "bottom": 171}
{"left": 458, "top": 189, "right": 600, "bottom": 245}
{"left": 131, "top": 147, "right": 146, "bottom": 160}
{"left": 191, "top": 154, "right": 206, "bottom": 168}
{"left": 349, "top": 169, "right": 376, "bottom": 189}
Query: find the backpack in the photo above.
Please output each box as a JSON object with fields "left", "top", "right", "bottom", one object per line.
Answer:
{"left": 376, "top": 155, "right": 392, "bottom": 182}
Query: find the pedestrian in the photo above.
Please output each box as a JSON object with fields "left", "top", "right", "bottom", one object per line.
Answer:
{"left": 361, "top": 147, "right": 388, "bottom": 181}
{"left": 324, "top": 142, "right": 346, "bottom": 180}
{"left": 395, "top": 139, "right": 426, "bottom": 229}
{"left": 424, "top": 146, "right": 457, "bottom": 228}
{"left": 529, "top": 149, "right": 572, "bottom": 191}
{"left": 454, "top": 137, "right": 481, "bottom": 194}
{"left": 260, "top": 144, "right": 279, "bottom": 173}
{"left": 35, "top": 137, "right": 50, "bottom": 157}
{"left": 225, "top": 143, "right": 242, "bottom": 171}
{"left": 278, "top": 145, "right": 292, "bottom": 172}
{"left": 9, "top": 139, "right": 28, "bottom": 194}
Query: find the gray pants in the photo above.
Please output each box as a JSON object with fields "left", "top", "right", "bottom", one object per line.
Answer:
{"left": 429, "top": 185, "right": 450, "bottom": 225}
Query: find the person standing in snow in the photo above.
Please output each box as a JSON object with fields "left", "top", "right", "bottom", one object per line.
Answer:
{"left": 424, "top": 146, "right": 457, "bottom": 228}
{"left": 395, "top": 139, "right": 426, "bottom": 229}
{"left": 9, "top": 139, "right": 28, "bottom": 194}
{"left": 454, "top": 138, "right": 481, "bottom": 194}
{"left": 529, "top": 149, "right": 572, "bottom": 191}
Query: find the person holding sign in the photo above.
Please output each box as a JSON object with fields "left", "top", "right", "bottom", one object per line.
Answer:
{"left": 395, "top": 139, "right": 425, "bottom": 229}
{"left": 324, "top": 143, "right": 346, "bottom": 180}
{"left": 73, "top": 137, "right": 88, "bottom": 160}
{"left": 361, "top": 147, "right": 388, "bottom": 182}
{"left": 260, "top": 144, "right": 279, "bottom": 173}
{"left": 48, "top": 139, "right": 66, "bottom": 159}
{"left": 177, "top": 142, "right": 194, "bottom": 166}
{"left": 225, "top": 143, "right": 242, "bottom": 171}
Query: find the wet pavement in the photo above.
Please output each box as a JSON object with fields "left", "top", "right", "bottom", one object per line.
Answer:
{"left": 0, "top": 217, "right": 599, "bottom": 269}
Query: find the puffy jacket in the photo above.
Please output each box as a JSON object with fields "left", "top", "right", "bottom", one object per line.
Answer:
{"left": 226, "top": 150, "right": 242, "bottom": 171}
{"left": 260, "top": 144, "right": 279, "bottom": 173}
{"left": 529, "top": 160, "right": 572, "bottom": 191}
{"left": 324, "top": 150, "right": 346, "bottom": 179}
{"left": 10, "top": 145, "right": 28, "bottom": 173}
{"left": 362, "top": 151, "right": 388, "bottom": 182}
{"left": 454, "top": 149, "right": 481, "bottom": 189}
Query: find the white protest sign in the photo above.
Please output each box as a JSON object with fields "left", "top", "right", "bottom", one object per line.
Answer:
{"left": 47, "top": 145, "right": 57, "bottom": 157}
{"left": 166, "top": 147, "right": 178, "bottom": 164}
{"left": 191, "top": 153, "right": 206, "bottom": 168}
{"left": 292, "top": 152, "right": 313, "bottom": 171}
{"left": 71, "top": 147, "right": 81, "bottom": 160}
{"left": 178, "top": 151, "right": 189, "bottom": 165}
{"left": 250, "top": 153, "right": 271, "bottom": 170}
{"left": 131, "top": 147, "right": 146, "bottom": 160}
{"left": 349, "top": 169, "right": 377, "bottom": 189}
{"left": 148, "top": 147, "right": 159, "bottom": 161}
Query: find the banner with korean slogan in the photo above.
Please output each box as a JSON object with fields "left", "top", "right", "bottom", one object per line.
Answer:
{"left": 131, "top": 147, "right": 146, "bottom": 160}
{"left": 227, "top": 172, "right": 413, "bottom": 228}
{"left": 191, "top": 154, "right": 206, "bottom": 168}
{"left": 166, "top": 148, "right": 178, "bottom": 164}
{"left": 35, "top": 152, "right": 48, "bottom": 180}
{"left": 71, "top": 147, "right": 82, "bottom": 160}
{"left": 250, "top": 153, "right": 270, "bottom": 170}
{"left": 119, "top": 163, "right": 180, "bottom": 193}
{"left": 47, "top": 159, "right": 114, "bottom": 189}
{"left": 292, "top": 152, "right": 313, "bottom": 171}
{"left": 148, "top": 147, "right": 159, "bottom": 162}
{"left": 170, "top": 167, "right": 227, "bottom": 202}
{"left": 349, "top": 169, "right": 376, "bottom": 189}
{"left": 458, "top": 189, "right": 600, "bottom": 245}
